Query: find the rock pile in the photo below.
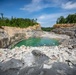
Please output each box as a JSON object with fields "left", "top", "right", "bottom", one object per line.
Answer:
{"left": 0, "top": 45, "right": 76, "bottom": 75}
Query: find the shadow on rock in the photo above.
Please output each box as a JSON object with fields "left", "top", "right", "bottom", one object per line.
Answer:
{"left": 0, "top": 59, "right": 76, "bottom": 75}
{"left": 0, "top": 58, "right": 24, "bottom": 75}
{"left": 19, "top": 62, "right": 76, "bottom": 75}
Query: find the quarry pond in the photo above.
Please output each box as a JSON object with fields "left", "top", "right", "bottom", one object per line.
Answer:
{"left": 13, "top": 37, "right": 60, "bottom": 48}
{"left": 0, "top": 29, "right": 76, "bottom": 75}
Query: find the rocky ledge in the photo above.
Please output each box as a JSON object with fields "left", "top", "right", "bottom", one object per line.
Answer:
{"left": 52, "top": 25, "right": 76, "bottom": 48}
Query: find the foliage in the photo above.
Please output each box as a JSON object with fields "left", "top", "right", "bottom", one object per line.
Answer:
{"left": 56, "top": 13, "right": 76, "bottom": 24}
{"left": 0, "top": 13, "right": 38, "bottom": 28}
{"left": 41, "top": 27, "right": 54, "bottom": 32}
{"left": 56, "top": 16, "right": 65, "bottom": 24}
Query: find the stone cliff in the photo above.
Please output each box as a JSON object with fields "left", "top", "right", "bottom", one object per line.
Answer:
{"left": 52, "top": 24, "right": 76, "bottom": 48}
{"left": 53, "top": 24, "right": 76, "bottom": 38}
{"left": 0, "top": 24, "right": 42, "bottom": 48}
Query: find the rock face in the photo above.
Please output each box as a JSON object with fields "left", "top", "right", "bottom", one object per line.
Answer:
{"left": 0, "top": 24, "right": 42, "bottom": 48}
{"left": 53, "top": 23, "right": 76, "bottom": 28}
{"left": 52, "top": 24, "right": 76, "bottom": 48}
{"left": 52, "top": 27, "right": 76, "bottom": 38}
{"left": 0, "top": 29, "right": 9, "bottom": 48}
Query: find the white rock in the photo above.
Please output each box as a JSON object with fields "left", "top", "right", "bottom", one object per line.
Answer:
{"left": 43, "top": 64, "right": 52, "bottom": 69}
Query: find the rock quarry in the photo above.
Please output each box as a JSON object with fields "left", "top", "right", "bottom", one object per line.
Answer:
{"left": 0, "top": 24, "right": 76, "bottom": 75}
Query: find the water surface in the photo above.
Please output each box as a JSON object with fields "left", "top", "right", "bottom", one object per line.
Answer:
{"left": 13, "top": 37, "right": 59, "bottom": 47}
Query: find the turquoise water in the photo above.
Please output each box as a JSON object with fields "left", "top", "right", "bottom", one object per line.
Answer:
{"left": 13, "top": 37, "right": 59, "bottom": 47}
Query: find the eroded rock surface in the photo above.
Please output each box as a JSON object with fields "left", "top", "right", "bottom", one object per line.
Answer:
{"left": 52, "top": 27, "right": 76, "bottom": 48}
{"left": 0, "top": 25, "right": 42, "bottom": 48}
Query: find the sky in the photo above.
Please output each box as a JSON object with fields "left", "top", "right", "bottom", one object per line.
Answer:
{"left": 0, "top": 0, "right": 76, "bottom": 27}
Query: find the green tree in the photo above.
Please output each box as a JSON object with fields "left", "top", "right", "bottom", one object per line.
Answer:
{"left": 66, "top": 13, "right": 76, "bottom": 23}
{"left": 56, "top": 16, "right": 65, "bottom": 24}
{"left": 0, "top": 13, "right": 38, "bottom": 28}
{"left": 56, "top": 13, "right": 76, "bottom": 24}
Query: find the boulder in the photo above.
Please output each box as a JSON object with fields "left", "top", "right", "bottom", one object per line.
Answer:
{"left": 32, "top": 50, "right": 44, "bottom": 56}
{"left": 0, "top": 58, "right": 24, "bottom": 71}
{"left": 32, "top": 50, "right": 50, "bottom": 65}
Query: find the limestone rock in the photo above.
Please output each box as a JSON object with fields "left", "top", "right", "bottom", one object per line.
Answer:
{"left": 32, "top": 50, "right": 50, "bottom": 65}
{"left": 0, "top": 25, "right": 41, "bottom": 48}
{"left": 0, "top": 58, "right": 24, "bottom": 71}
{"left": 32, "top": 50, "right": 44, "bottom": 56}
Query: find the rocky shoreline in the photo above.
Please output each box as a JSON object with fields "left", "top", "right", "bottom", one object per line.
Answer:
{"left": 0, "top": 31, "right": 76, "bottom": 75}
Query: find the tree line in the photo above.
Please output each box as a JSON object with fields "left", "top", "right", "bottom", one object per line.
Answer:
{"left": 0, "top": 13, "right": 38, "bottom": 28}
{"left": 56, "top": 13, "right": 76, "bottom": 24}
{"left": 41, "top": 27, "right": 54, "bottom": 32}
